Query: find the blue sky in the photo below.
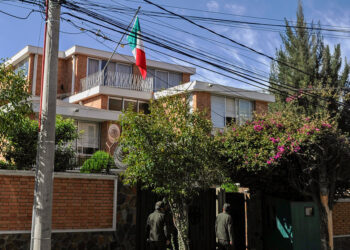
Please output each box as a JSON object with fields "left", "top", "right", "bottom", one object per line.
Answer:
{"left": 1, "top": 0, "right": 350, "bottom": 90}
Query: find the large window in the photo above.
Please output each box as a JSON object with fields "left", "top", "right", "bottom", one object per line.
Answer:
{"left": 108, "top": 97, "right": 149, "bottom": 114}
{"left": 148, "top": 69, "right": 183, "bottom": 91}
{"left": 87, "top": 58, "right": 132, "bottom": 76}
{"left": 14, "top": 58, "right": 29, "bottom": 77}
{"left": 77, "top": 121, "right": 99, "bottom": 155}
{"left": 211, "top": 95, "right": 254, "bottom": 128}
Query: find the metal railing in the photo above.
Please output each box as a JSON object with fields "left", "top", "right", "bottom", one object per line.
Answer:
{"left": 80, "top": 71, "right": 154, "bottom": 92}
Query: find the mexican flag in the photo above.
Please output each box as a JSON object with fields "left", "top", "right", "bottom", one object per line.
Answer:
{"left": 127, "top": 16, "right": 147, "bottom": 79}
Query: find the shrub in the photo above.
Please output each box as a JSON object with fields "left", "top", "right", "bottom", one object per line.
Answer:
{"left": 80, "top": 151, "right": 114, "bottom": 174}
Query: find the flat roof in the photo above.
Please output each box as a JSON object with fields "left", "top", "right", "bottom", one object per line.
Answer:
{"left": 6, "top": 45, "right": 196, "bottom": 74}
{"left": 154, "top": 80, "right": 275, "bottom": 103}
{"left": 30, "top": 96, "right": 120, "bottom": 122}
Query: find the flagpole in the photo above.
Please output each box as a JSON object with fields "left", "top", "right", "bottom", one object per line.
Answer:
{"left": 102, "top": 6, "right": 141, "bottom": 72}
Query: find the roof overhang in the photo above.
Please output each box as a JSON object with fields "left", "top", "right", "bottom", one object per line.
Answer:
{"left": 64, "top": 85, "right": 153, "bottom": 104}
{"left": 30, "top": 96, "right": 120, "bottom": 122}
{"left": 154, "top": 81, "right": 275, "bottom": 103}
{"left": 7, "top": 45, "right": 196, "bottom": 74}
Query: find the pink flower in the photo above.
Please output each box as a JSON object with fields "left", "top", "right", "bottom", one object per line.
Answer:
{"left": 315, "top": 128, "right": 320, "bottom": 131}
{"left": 294, "top": 146, "right": 301, "bottom": 152}
{"left": 269, "top": 137, "right": 279, "bottom": 143}
{"left": 277, "top": 145, "right": 285, "bottom": 153}
{"left": 254, "top": 125, "right": 263, "bottom": 131}
{"left": 322, "top": 123, "right": 332, "bottom": 128}
{"left": 267, "top": 160, "right": 272, "bottom": 165}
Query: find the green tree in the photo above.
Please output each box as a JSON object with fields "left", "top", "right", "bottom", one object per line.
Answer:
{"left": 120, "top": 95, "right": 224, "bottom": 250}
{"left": 3, "top": 116, "right": 79, "bottom": 171}
{"left": 0, "top": 60, "right": 32, "bottom": 144}
{"left": 269, "top": 1, "right": 350, "bottom": 118}
{"left": 218, "top": 103, "right": 350, "bottom": 250}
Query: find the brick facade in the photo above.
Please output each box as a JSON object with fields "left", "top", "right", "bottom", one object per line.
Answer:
{"left": 333, "top": 202, "right": 350, "bottom": 236}
{"left": 182, "top": 73, "right": 191, "bottom": 84}
{"left": 255, "top": 100, "right": 268, "bottom": 115}
{"left": 0, "top": 173, "right": 115, "bottom": 232}
{"left": 193, "top": 91, "right": 211, "bottom": 118}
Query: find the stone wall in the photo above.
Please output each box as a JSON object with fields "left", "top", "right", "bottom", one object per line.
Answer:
{"left": 115, "top": 182, "right": 137, "bottom": 250}
{"left": 0, "top": 232, "right": 116, "bottom": 250}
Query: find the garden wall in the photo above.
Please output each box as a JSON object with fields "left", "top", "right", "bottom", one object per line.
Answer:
{"left": 333, "top": 200, "right": 350, "bottom": 250}
{"left": 0, "top": 170, "right": 121, "bottom": 250}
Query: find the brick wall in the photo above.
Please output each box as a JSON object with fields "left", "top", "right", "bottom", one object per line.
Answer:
{"left": 182, "top": 73, "right": 191, "bottom": 84}
{"left": 81, "top": 94, "right": 108, "bottom": 109}
{"left": 193, "top": 91, "right": 211, "bottom": 119}
{"left": 27, "top": 54, "right": 35, "bottom": 94}
{"left": 333, "top": 202, "right": 350, "bottom": 236}
{"left": 0, "top": 172, "right": 116, "bottom": 232}
{"left": 255, "top": 101, "right": 268, "bottom": 115}
{"left": 74, "top": 54, "right": 87, "bottom": 94}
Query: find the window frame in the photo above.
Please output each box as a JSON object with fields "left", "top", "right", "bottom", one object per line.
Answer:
{"left": 76, "top": 121, "right": 100, "bottom": 157}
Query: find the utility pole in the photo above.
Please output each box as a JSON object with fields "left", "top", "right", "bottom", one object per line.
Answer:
{"left": 31, "top": 0, "right": 61, "bottom": 249}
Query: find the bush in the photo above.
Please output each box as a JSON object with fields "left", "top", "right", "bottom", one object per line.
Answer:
{"left": 3, "top": 116, "right": 79, "bottom": 171}
{"left": 80, "top": 151, "right": 114, "bottom": 174}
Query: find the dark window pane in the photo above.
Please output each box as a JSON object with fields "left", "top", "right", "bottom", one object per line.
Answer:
{"left": 124, "top": 100, "right": 137, "bottom": 112}
{"left": 139, "top": 102, "right": 150, "bottom": 114}
{"left": 109, "top": 99, "right": 123, "bottom": 111}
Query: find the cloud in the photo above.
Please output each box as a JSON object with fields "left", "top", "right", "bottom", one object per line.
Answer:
{"left": 224, "top": 4, "right": 246, "bottom": 15}
{"left": 206, "top": 1, "right": 219, "bottom": 11}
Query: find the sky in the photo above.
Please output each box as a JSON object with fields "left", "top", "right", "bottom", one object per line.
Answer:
{"left": 1, "top": 0, "right": 350, "bottom": 91}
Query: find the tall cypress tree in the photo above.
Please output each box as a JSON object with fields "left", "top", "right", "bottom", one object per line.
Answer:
{"left": 269, "top": 1, "right": 350, "bottom": 119}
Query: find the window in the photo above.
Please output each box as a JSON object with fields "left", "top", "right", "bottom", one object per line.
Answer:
{"left": 155, "top": 70, "right": 168, "bottom": 91}
{"left": 211, "top": 95, "right": 254, "bottom": 128}
{"left": 225, "top": 98, "right": 236, "bottom": 126}
{"left": 109, "top": 98, "right": 123, "bottom": 111}
{"left": 238, "top": 99, "right": 253, "bottom": 125}
{"left": 14, "top": 58, "right": 29, "bottom": 77}
{"left": 211, "top": 95, "right": 225, "bottom": 128}
{"left": 117, "top": 63, "right": 132, "bottom": 74}
{"left": 77, "top": 122, "right": 99, "bottom": 155}
{"left": 148, "top": 69, "right": 183, "bottom": 91}
{"left": 108, "top": 98, "right": 149, "bottom": 113}
{"left": 124, "top": 99, "right": 138, "bottom": 112}
{"left": 139, "top": 102, "right": 150, "bottom": 114}
{"left": 169, "top": 72, "right": 182, "bottom": 88}
{"left": 87, "top": 58, "right": 99, "bottom": 76}
{"left": 87, "top": 58, "right": 132, "bottom": 76}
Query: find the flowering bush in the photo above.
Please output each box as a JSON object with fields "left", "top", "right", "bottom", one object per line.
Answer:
{"left": 217, "top": 105, "right": 336, "bottom": 171}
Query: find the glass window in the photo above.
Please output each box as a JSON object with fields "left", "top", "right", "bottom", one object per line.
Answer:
{"left": 77, "top": 122, "right": 99, "bottom": 155}
{"left": 14, "top": 58, "right": 29, "bottom": 77}
{"left": 169, "top": 72, "right": 182, "bottom": 88}
{"left": 238, "top": 99, "right": 253, "bottom": 125}
{"left": 117, "top": 63, "right": 132, "bottom": 74}
{"left": 155, "top": 71, "right": 168, "bottom": 91}
{"left": 109, "top": 98, "right": 123, "bottom": 111}
{"left": 225, "top": 98, "right": 236, "bottom": 126}
{"left": 106, "top": 62, "right": 116, "bottom": 73}
{"left": 139, "top": 102, "right": 150, "bottom": 114}
{"left": 211, "top": 95, "right": 225, "bottom": 128}
{"left": 124, "top": 99, "right": 137, "bottom": 112}
{"left": 87, "top": 58, "right": 99, "bottom": 76}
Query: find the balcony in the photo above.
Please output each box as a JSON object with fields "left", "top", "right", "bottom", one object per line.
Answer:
{"left": 80, "top": 71, "right": 154, "bottom": 93}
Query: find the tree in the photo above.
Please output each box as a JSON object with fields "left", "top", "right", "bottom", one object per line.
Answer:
{"left": 120, "top": 95, "right": 225, "bottom": 250}
{"left": 0, "top": 59, "right": 32, "bottom": 143}
{"left": 217, "top": 103, "right": 350, "bottom": 250}
{"left": 269, "top": 1, "right": 350, "bottom": 118}
{"left": 3, "top": 115, "right": 79, "bottom": 171}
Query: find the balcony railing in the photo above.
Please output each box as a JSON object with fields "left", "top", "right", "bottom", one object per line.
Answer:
{"left": 80, "top": 71, "right": 154, "bottom": 92}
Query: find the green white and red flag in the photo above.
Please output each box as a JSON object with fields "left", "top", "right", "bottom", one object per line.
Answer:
{"left": 127, "top": 16, "right": 147, "bottom": 79}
